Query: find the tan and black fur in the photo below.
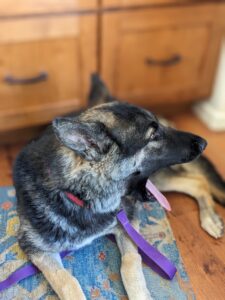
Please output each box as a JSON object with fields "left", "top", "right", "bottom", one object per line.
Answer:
{"left": 13, "top": 74, "right": 221, "bottom": 300}
{"left": 90, "top": 75, "right": 225, "bottom": 239}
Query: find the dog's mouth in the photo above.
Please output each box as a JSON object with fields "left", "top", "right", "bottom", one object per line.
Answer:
{"left": 146, "top": 190, "right": 157, "bottom": 202}
{"left": 128, "top": 171, "right": 159, "bottom": 202}
{"left": 180, "top": 150, "right": 203, "bottom": 164}
{"left": 132, "top": 171, "right": 141, "bottom": 176}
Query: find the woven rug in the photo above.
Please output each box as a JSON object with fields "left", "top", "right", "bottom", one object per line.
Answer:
{"left": 0, "top": 186, "right": 195, "bottom": 300}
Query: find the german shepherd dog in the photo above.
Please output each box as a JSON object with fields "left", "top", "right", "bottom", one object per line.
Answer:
{"left": 13, "top": 75, "right": 224, "bottom": 300}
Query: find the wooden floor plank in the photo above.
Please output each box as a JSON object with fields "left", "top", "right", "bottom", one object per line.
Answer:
{"left": 169, "top": 210, "right": 225, "bottom": 300}
{"left": 0, "top": 146, "right": 13, "bottom": 186}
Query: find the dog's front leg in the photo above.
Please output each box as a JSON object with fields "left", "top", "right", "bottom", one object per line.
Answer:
{"left": 30, "top": 252, "right": 86, "bottom": 300}
{"left": 152, "top": 173, "right": 224, "bottom": 239}
{"left": 114, "top": 214, "right": 153, "bottom": 300}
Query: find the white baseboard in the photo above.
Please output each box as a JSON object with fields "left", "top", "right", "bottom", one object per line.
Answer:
{"left": 194, "top": 101, "right": 225, "bottom": 131}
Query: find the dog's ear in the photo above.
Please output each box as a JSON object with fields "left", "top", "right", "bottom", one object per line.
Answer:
{"left": 88, "top": 73, "right": 113, "bottom": 107}
{"left": 52, "top": 117, "right": 113, "bottom": 161}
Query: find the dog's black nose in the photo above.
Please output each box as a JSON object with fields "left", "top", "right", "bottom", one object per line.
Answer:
{"left": 191, "top": 136, "right": 207, "bottom": 153}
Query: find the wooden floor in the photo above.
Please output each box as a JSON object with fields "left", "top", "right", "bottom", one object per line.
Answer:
{"left": 1, "top": 111, "right": 225, "bottom": 299}
{"left": 168, "top": 112, "right": 225, "bottom": 300}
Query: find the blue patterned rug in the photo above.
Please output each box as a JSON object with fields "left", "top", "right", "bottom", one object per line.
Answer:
{"left": 0, "top": 186, "right": 195, "bottom": 300}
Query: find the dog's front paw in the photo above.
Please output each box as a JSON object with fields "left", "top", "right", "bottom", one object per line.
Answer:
{"left": 121, "top": 253, "right": 153, "bottom": 300}
{"left": 200, "top": 209, "right": 224, "bottom": 239}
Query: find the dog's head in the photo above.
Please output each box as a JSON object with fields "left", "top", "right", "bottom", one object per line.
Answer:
{"left": 52, "top": 75, "right": 206, "bottom": 211}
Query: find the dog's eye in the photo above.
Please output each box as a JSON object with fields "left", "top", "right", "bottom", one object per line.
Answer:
{"left": 146, "top": 128, "right": 157, "bottom": 140}
{"left": 146, "top": 122, "right": 158, "bottom": 140}
{"left": 151, "top": 121, "right": 158, "bottom": 130}
{"left": 149, "top": 130, "right": 157, "bottom": 140}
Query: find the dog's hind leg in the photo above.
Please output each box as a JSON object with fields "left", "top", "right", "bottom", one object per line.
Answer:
{"left": 114, "top": 202, "right": 153, "bottom": 300}
{"left": 151, "top": 169, "right": 224, "bottom": 239}
{"left": 30, "top": 252, "right": 86, "bottom": 300}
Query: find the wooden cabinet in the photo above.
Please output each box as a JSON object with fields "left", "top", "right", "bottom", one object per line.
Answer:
{"left": 100, "top": 4, "right": 222, "bottom": 108}
{"left": 0, "top": 0, "right": 97, "bottom": 16}
{"left": 0, "top": 1, "right": 224, "bottom": 136}
{"left": 0, "top": 15, "right": 97, "bottom": 132}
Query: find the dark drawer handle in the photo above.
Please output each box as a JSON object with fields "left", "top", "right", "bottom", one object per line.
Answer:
{"left": 145, "top": 54, "right": 182, "bottom": 67}
{"left": 4, "top": 71, "right": 48, "bottom": 85}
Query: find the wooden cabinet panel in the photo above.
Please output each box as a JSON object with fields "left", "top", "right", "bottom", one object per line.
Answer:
{"left": 109, "top": 26, "right": 209, "bottom": 99}
{"left": 101, "top": 5, "right": 222, "bottom": 107}
{"left": 0, "top": 15, "right": 97, "bottom": 132}
{"left": 0, "top": 0, "right": 97, "bottom": 17}
{"left": 0, "top": 16, "right": 80, "bottom": 44}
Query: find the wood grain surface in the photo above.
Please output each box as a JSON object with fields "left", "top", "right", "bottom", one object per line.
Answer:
{"left": 100, "top": 3, "right": 222, "bottom": 107}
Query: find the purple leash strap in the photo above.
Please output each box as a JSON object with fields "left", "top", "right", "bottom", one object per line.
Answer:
{"left": 116, "top": 209, "right": 177, "bottom": 280}
{"left": 0, "top": 251, "right": 71, "bottom": 292}
{"left": 0, "top": 264, "right": 38, "bottom": 292}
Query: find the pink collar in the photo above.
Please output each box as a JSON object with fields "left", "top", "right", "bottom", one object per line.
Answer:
{"left": 65, "top": 192, "right": 84, "bottom": 207}
{"left": 64, "top": 179, "right": 171, "bottom": 211}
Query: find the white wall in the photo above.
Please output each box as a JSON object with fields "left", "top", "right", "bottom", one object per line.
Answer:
{"left": 194, "top": 40, "right": 225, "bottom": 131}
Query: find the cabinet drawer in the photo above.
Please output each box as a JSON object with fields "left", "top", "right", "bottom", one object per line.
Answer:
{"left": 109, "top": 26, "right": 209, "bottom": 100}
{"left": 101, "top": 5, "right": 221, "bottom": 106}
{"left": 0, "top": 16, "right": 97, "bottom": 131}
{"left": 0, "top": 0, "right": 97, "bottom": 17}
